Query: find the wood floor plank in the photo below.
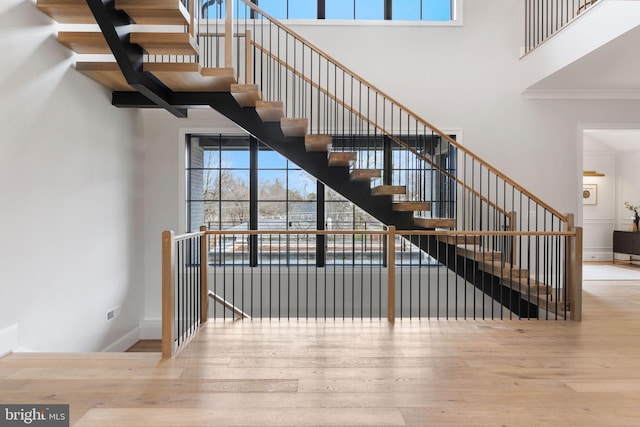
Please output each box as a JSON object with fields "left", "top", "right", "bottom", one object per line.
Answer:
{"left": 74, "top": 407, "right": 406, "bottom": 426}
{"left": 2, "top": 277, "right": 640, "bottom": 426}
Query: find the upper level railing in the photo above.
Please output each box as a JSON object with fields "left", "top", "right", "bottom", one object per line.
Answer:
{"left": 524, "top": 0, "right": 599, "bottom": 54}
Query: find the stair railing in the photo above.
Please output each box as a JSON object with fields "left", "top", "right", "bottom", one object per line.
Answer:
{"left": 223, "top": 1, "right": 566, "bottom": 244}
{"left": 161, "top": 226, "right": 209, "bottom": 358}
{"left": 524, "top": 0, "right": 599, "bottom": 55}
{"left": 192, "top": 1, "right": 572, "bottom": 272}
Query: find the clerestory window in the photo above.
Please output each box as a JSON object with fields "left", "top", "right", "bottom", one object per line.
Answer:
{"left": 202, "top": 0, "right": 457, "bottom": 21}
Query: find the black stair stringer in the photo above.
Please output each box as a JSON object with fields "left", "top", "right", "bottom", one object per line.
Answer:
{"left": 85, "top": 0, "right": 187, "bottom": 118}
{"left": 187, "top": 92, "right": 417, "bottom": 228}
{"left": 408, "top": 235, "right": 539, "bottom": 318}
{"left": 112, "top": 91, "right": 541, "bottom": 317}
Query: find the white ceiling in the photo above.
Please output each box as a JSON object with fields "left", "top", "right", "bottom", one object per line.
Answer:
{"left": 530, "top": 24, "right": 640, "bottom": 92}
{"left": 584, "top": 129, "right": 640, "bottom": 151}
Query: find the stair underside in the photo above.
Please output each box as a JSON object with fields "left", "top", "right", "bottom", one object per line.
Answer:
{"left": 351, "top": 169, "right": 381, "bottom": 181}
{"left": 413, "top": 218, "right": 455, "bottom": 229}
{"left": 37, "top": 0, "right": 95, "bottom": 24}
{"left": 328, "top": 152, "right": 357, "bottom": 167}
{"left": 305, "top": 135, "right": 332, "bottom": 152}
{"left": 393, "top": 201, "right": 431, "bottom": 212}
{"left": 143, "top": 64, "right": 236, "bottom": 91}
{"left": 456, "top": 244, "right": 502, "bottom": 262}
{"left": 75, "top": 62, "right": 133, "bottom": 91}
{"left": 58, "top": 32, "right": 110, "bottom": 54}
{"left": 131, "top": 32, "right": 198, "bottom": 55}
{"left": 478, "top": 260, "right": 528, "bottom": 279}
{"left": 230, "top": 84, "right": 262, "bottom": 107}
{"left": 255, "top": 101, "right": 285, "bottom": 122}
{"left": 436, "top": 235, "right": 480, "bottom": 244}
{"left": 117, "top": 0, "right": 190, "bottom": 25}
{"left": 371, "top": 185, "right": 406, "bottom": 196}
{"left": 281, "top": 118, "right": 308, "bottom": 137}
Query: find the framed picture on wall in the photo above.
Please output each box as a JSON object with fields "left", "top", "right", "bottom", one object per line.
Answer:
{"left": 583, "top": 183, "right": 597, "bottom": 205}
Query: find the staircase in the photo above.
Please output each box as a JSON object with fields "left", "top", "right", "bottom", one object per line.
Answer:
{"left": 37, "top": 0, "right": 580, "bottom": 319}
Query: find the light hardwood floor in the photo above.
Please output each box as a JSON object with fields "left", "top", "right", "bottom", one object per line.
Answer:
{"left": 2, "top": 277, "right": 640, "bottom": 426}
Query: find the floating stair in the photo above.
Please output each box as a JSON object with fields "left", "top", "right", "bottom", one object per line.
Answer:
{"left": 116, "top": 0, "right": 190, "bottom": 25}
{"left": 456, "top": 244, "right": 502, "bottom": 262}
{"left": 350, "top": 169, "right": 381, "bottom": 181}
{"left": 281, "top": 118, "right": 308, "bottom": 137}
{"left": 255, "top": 101, "right": 285, "bottom": 122}
{"left": 58, "top": 32, "right": 110, "bottom": 54}
{"left": 37, "top": 0, "right": 94, "bottom": 24}
{"left": 413, "top": 218, "right": 455, "bottom": 229}
{"left": 478, "top": 260, "right": 529, "bottom": 279}
{"left": 75, "top": 62, "right": 133, "bottom": 91}
{"left": 392, "top": 201, "right": 431, "bottom": 212}
{"left": 371, "top": 185, "right": 406, "bottom": 196}
{"left": 230, "top": 84, "right": 262, "bottom": 107}
{"left": 305, "top": 135, "right": 332, "bottom": 152}
{"left": 502, "top": 276, "right": 550, "bottom": 296}
{"left": 130, "top": 32, "right": 198, "bottom": 55}
{"left": 328, "top": 152, "right": 356, "bottom": 167}
{"left": 143, "top": 63, "right": 235, "bottom": 91}
{"left": 436, "top": 234, "right": 480, "bottom": 245}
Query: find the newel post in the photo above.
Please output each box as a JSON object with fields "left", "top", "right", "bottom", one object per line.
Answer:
{"left": 200, "top": 226, "right": 209, "bottom": 323}
{"left": 565, "top": 214, "right": 583, "bottom": 321}
{"left": 387, "top": 226, "right": 396, "bottom": 322}
{"left": 161, "top": 231, "right": 176, "bottom": 358}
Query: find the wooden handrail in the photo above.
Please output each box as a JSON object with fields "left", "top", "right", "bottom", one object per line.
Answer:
{"left": 250, "top": 40, "right": 511, "bottom": 220}
{"left": 237, "top": 0, "right": 567, "bottom": 222}
{"left": 202, "top": 229, "right": 575, "bottom": 237}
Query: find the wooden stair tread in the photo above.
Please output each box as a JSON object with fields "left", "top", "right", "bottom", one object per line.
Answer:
{"left": 144, "top": 63, "right": 236, "bottom": 91}
{"left": 456, "top": 244, "right": 502, "bottom": 261}
{"left": 116, "top": 0, "right": 190, "bottom": 25}
{"left": 350, "top": 169, "right": 382, "bottom": 181}
{"left": 413, "top": 218, "right": 455, "bottom": 229}
{"left": 501, "top": 276, "right": 550, "bottom": 295}
{"left": 479, "top": 261, "right": 529, "bottom": 278}
{"left": 281, "top": 118, "right": 308, "bottom": 137}
{"left": 328, "top": 152, "right": 357, "bottom": 167}
{"left": 437, "top": 235, "right": 480, "bottom": 245}
{"left": 371, "top": 185, "right": 406, "bottom": 196}
{"left": 392, "top": 201, "right": 431, "bottom": 212}
{"left": 255, "top": 101, "right": 285, "bottom": 122}
{"left": 37, "top": 0, "right": 94, "bottom": 24}
{"left": 75, "top": 62, "right": 133, "bottom": 91}
{"left": 230, "top": 84, "right": 262, "bottom": 107}
{"left": 58, "top": 32, "right": 110, "bottom": 54}
{"left": 130, "top": 32, "right": 198, "bottom": 55}
{"left": 305, "top": 135, "right": 332, "bottom": 152}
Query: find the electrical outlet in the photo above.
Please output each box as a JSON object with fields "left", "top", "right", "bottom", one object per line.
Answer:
{"left": 106, "top": 305, "right": 122, "bottom": 321}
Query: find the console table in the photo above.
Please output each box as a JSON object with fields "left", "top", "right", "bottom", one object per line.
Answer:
{"left": 612, "top": 230, "right": 640, "bottom": 264}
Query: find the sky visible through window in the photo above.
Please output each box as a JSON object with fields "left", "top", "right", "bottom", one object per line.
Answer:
{"left": 255, "top": 0, "right": 452, "bottom": 21}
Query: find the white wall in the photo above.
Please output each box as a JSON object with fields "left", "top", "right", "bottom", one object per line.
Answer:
{"left": 583, "top": 136, "right": 616, "bottom": 260}
{"left": 140, "top": 1, "right": 640, "bottom": 329}
{"left": 141, "top": 110, "right": 239, "bottom": 332}
{"left": 0, "top": 0, "right": 145, "bottom": 352}
{"left": 582, "top": 134, "right": 640, "bottom": 261}
{"left": 615, "top": 149, "right": 640, "bottom": 261}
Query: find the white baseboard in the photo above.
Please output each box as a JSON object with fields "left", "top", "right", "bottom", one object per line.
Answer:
{"left": 584, "top": 251, "right": 614, "bottom": 262}
{"left": 139, "top": 319, "right": 161, "bottom": 339}
{"left": 0, "top": 324, "right": 18, "bottom": 357}
{"left": 100, "top": 327, "right": 141, "bottom": 352}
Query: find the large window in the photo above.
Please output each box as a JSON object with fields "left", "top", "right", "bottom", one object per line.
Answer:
{"left": 186, "top": 134, "right": 449, "bottom": 266}
{"left": 203, "top": 0, "right": 455, "bottom": 21}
